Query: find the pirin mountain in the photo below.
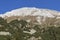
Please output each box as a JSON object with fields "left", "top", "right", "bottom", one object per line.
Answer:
{"left": 0, "top": 7, "right": 60, "bottom": 40}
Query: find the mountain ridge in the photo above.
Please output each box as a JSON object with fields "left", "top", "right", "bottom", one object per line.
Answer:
{"left": 0, "top": 7, "right": 60, "bottom": 24}
{"left": 0, "top": 7, "right": 60, "bottom": 18}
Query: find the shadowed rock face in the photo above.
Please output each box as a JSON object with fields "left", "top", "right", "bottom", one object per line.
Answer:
{"left": 0, "top": 7, "right": 60, "bottom": 40}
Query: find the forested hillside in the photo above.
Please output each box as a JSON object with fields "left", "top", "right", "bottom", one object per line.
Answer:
{"left": 0, "top": 17, "right": 60, "bottom": 40}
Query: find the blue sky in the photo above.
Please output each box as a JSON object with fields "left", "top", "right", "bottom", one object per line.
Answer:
{"left": 0, "top": 0, "right": 60, "bottom": 14}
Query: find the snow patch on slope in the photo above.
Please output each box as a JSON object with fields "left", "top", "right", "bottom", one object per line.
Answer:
{"left": 23, "top": 29, "right": 36, "bottom": 34}
{"left": 0, "top": 32, "right": 11, "bottom": 35}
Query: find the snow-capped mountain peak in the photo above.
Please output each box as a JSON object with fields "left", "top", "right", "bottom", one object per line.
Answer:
{"left": 0, "top": 7, "right": 60, "bottom": 18}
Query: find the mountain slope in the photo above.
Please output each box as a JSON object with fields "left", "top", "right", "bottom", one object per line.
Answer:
{"left": 0, "top": 7, "right": 60, "bottom": 40}
{"left": 0, "top": 7, "right": 60, "bottom": 25}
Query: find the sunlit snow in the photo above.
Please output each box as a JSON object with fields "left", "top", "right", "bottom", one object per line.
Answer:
{"left": 0, "top": 7, "right": 59, "bottom": 18}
